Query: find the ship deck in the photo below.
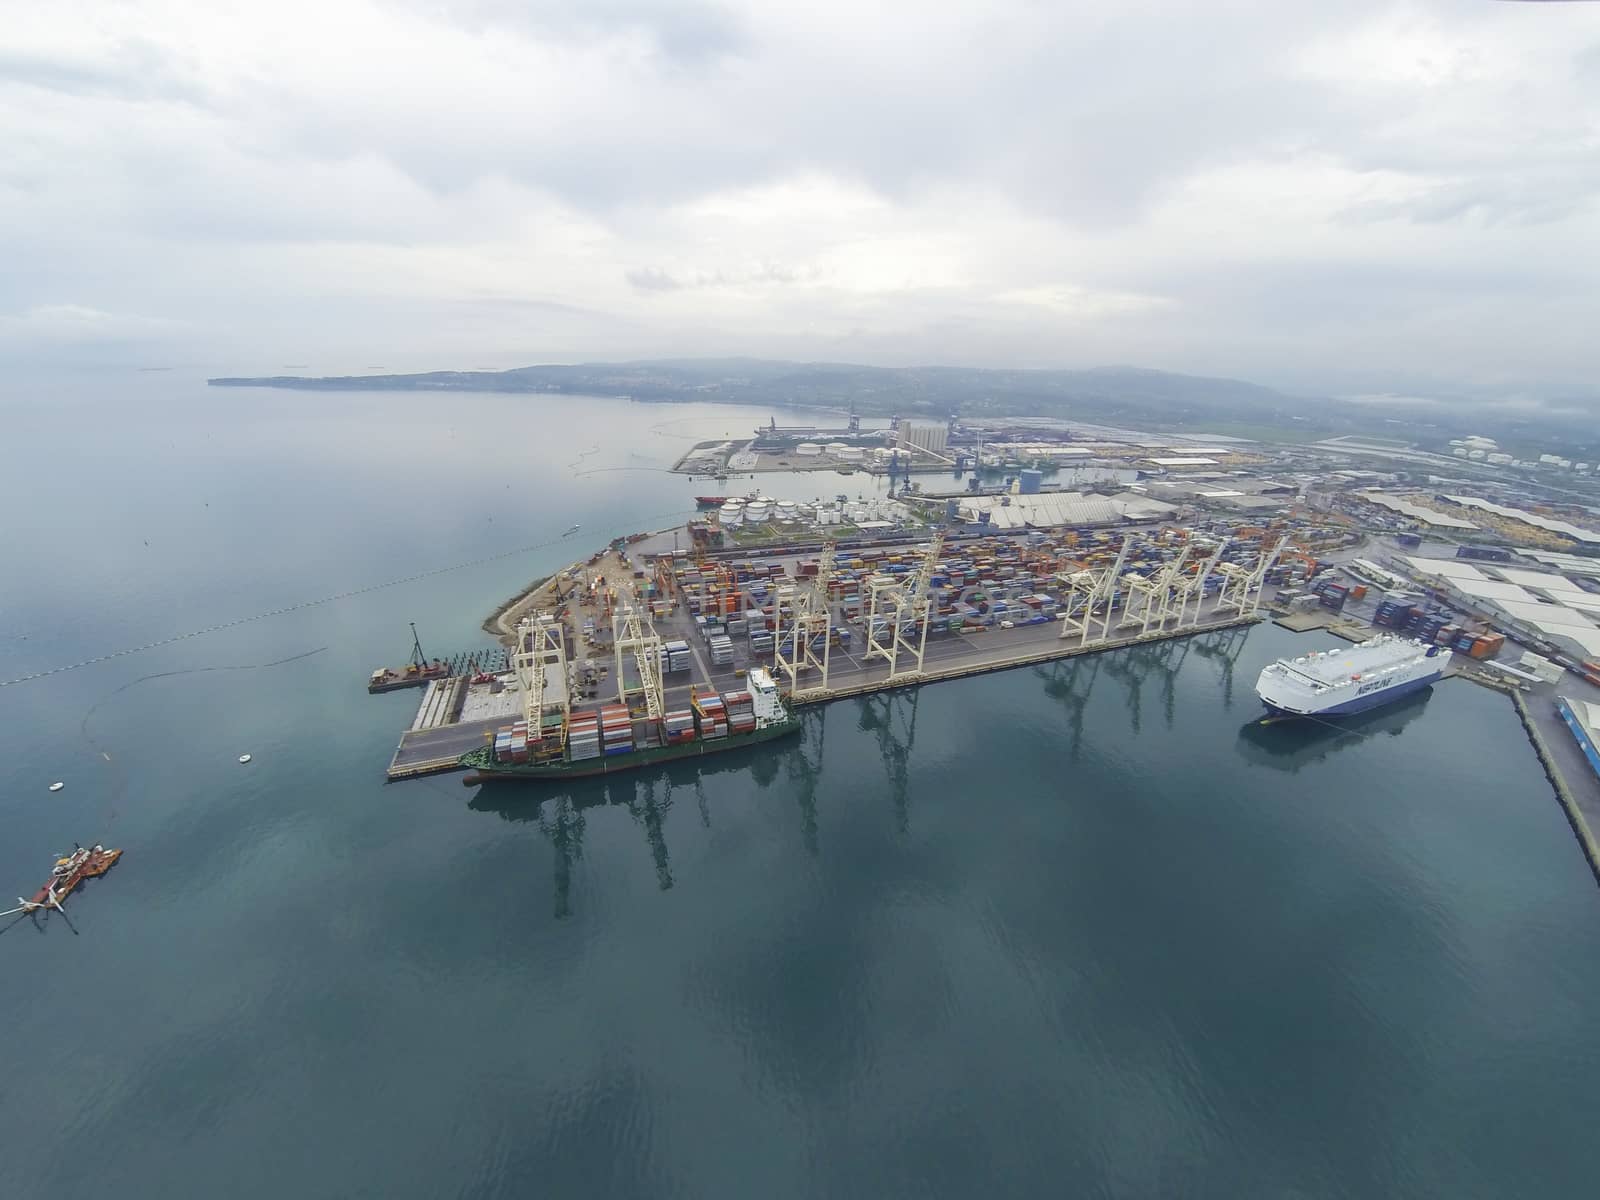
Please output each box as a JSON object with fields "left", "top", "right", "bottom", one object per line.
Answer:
{"left": 1275, "top": 638, "right": 1419, "bottom": 686}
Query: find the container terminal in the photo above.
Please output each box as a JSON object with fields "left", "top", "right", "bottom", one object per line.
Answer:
{"left": 381, "top": 519, "right": 1294, "bottom": 781}
{"left": 369, "top": 485, "right": 1600, "bottom": 876}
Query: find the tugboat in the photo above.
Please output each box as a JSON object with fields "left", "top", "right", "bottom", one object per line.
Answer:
{"left": 3, "top": 844, "right": 123, "bottom": 921}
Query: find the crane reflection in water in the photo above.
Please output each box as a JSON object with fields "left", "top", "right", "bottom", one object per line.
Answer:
{"left": 468, "top": 745, "right": 786, "bottom": 918}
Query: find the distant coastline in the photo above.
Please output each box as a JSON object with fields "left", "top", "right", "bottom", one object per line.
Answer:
{"left": 202, "top": 356, "right": 1600, "bottom": 451}
{"left": 207, "top": 356, "right": 1335, "bottom": 433}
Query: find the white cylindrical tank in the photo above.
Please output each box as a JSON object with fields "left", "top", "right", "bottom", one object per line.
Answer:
{"left": 795, "top": 443, "right": 821, "bottom": 456}
{"left": 776, "top": 500, "right": 799, "bottom": 522}
{"left": 746, "top": 501, "right": 770, "bottom": 523}
{"left": 719, "top": 503, "right": 743, "bottom": 527}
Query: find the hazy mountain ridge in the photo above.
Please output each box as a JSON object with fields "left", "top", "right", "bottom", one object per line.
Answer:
{"left": 209, "top": 357, "right": 1333, "bottom": 430}
{"left": 204, "top": 357, "right": 1598, "bottom": 448}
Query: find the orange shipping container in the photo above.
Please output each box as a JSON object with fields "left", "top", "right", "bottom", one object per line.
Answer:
{"left": 1349, "top": 584, "right": 1368, "bottom": 601}
{"left": 1469, "top": 633, "right": 1505, "bottom": 660}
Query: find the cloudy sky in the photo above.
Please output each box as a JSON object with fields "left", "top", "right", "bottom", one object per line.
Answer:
{"left": 3, "top": 0, "right": 1598, "bottom": 396}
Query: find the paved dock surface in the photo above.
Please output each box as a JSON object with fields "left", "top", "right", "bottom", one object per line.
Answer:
{"left": 389, "top": 716, "right": 506, "bottom": 778}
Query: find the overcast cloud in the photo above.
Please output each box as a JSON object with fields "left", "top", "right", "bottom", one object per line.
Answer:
{"left": 2, "top": 0, "right": 1598, "bottom": 398}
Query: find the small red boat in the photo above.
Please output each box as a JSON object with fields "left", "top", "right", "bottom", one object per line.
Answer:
{"left": 695, "top": 496, "right": 728, "bottom": 508}
{"left": 4, "top": 844, "right": 122, "bottom": 919}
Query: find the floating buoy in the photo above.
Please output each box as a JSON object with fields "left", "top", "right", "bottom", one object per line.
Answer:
{"left": 48, "top": 781, "right": 64, "bottom": 793}
{"left": 238, "top": 754, "right": 252, "bottom": 764}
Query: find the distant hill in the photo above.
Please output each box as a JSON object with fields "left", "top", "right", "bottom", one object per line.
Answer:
{"left": 210, "top": 357, "right": 1340, "bottom": 431}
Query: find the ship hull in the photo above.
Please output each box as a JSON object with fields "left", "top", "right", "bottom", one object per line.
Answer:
{"left": 461, "top": 718, "right": 801, "bottom": 782}
{"left": 1260, "top": 670, "right": 1441, "bottom": 719}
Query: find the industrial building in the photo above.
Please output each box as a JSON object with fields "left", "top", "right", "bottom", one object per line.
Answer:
{"left": 897, "top": 420, "right": 950, "bottom": 459}
{"left": 956, "top": 491, "right": 1177, "bottom": 529}
{"left": 1400, "top": 555, "right": 1600, "bottom": 661}
{"left": 1359, "top": 492, "right": 1479, "bottom": 531}
{"left": 1443, "top": 496, "right": 1600, "bottom": 547}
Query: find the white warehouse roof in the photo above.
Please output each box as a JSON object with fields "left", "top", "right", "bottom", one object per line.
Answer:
{"left": 1360, "top": 493, "right": 1478, "bottom": 530}
{"left": 1403, "top": 556, "right": 1489, "bottom": 580}
{"left": 1490, "top": 567, "right": 1586, "bottom": 594}
{"left": 1444, "top": 496, "right": 1600, "bottom": 545}
{"left": 959, "top": 492, "right": 1125, "bottom": 529}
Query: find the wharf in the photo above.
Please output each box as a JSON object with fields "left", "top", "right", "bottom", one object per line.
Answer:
{"left": 384, "top": 523, "right": 1265, "bottom": 780}
{"left": 385, "top": 615, "right": 1259, "bottom": 780}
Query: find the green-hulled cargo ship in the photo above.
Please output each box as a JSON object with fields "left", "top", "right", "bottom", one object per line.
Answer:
{"left": 460, "top": 666, "right": 800, "bottom": 784}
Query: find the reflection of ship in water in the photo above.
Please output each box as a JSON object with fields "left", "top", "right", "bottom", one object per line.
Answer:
{"left": 468, "top": 750, "right": 783, "bottom": 917}
{"left": 1235, "top": 687, "right": 1433, "bottom": 774}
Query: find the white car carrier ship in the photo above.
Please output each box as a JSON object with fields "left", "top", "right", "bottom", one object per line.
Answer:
{"left": 1256, "top": 634, "right": 1444, "bottom": 718}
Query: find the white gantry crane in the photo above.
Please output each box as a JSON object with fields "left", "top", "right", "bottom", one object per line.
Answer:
{"left": 870, "top": 534, "right": 940, "bottom": 684}
{"left": 1216, "top": 537, "right": 1286, "bottom": 618}
{"left": 776, "top": 540, "right": 835, "bottom": 698}
{"left": 613, "top": 596, "right": 665, "bottom": 721}
{"left": 865, "top": 532, "right": 944, "bottom": 683}
{"left": 1057, "top": 533, "right": 1135, "bottom": 647}
{"left": 1171, "top": 536, "right": 1230, "bottom": 629}
{"left": 515, "top": 613, "right": 571, "bottom": 755}
{"left": 1119, "top": 537, "right": 1194, "bottom": 637}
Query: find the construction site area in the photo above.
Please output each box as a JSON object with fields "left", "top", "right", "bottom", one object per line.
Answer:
{"left": 382, "top": 520, "right": 1290, "bottom": 780}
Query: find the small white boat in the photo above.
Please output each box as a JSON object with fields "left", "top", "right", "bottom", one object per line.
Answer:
{"left": 563, "top": 524, "right": 581, "bottom": 536}
{"left": 48, "top": 781, "right": 64, "bottom": 793}
{"left": 238, "top": 754, "right": 252, "bottom": 764}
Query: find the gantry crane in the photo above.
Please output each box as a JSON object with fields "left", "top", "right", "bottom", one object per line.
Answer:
{"left": 514, "top": 612, "right": 571, "bottom": 757}
{"left": 1057, "top": 533, "right": 1134, "bottom": 647}
{"left": 776, "top": 540, "right": 835, "bottom": 698}
{"left": 1119, "top": 539, "right": 1193, "bottom": 636}
{"left": 1215, "top": 538, "right": 1286, "bottom": 618}
{"left": 864, "top": 532, "right": 943, "bottom": 682}
{"left": 1171, "top": 536, "right": 1229, "bottom": 629}
{"left": 612, "top": 596, "right": 665, "bottom": 721}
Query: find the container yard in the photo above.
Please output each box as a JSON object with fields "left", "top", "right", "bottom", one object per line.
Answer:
{"left": 381, "top": 520, "right": 1289, "bottom": 780}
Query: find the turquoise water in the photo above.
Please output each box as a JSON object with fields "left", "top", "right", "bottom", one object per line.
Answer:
{"left": 3, "top": 370, "right": 1599, "bottom": 1198}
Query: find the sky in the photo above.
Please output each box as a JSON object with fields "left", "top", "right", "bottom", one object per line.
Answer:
{"left": 3, "top": 0, "right": 1599, "bottom": 400}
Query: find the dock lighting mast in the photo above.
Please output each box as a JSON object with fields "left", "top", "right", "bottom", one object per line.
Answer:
{"left": 1173, "top": 537, "right": 1229, "bottom": 628}
{"left": 865, "top": 533, "right": 943, "bottom": 683}
{"left": 1058, "top": 534, "right": 1134, "bottom": 647}
{"left": 613, "top": 597, "right": 665, "bottom": 721}
{"left": 776, "top": 541, "right": 835, "bottom": 699}
{"left": 1119, "top": 539, "right": 1194, "bottom": 637}
{"left": 1216, "top": 538, "right": 1286, "bottom": 618}
{"left": 515, "top": 613, "right": 571, "bottom": 752}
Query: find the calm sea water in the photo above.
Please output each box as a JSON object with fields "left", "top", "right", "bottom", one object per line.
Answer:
{"left": 3, "top": 369, "right": 1599, "bottom": 1198}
